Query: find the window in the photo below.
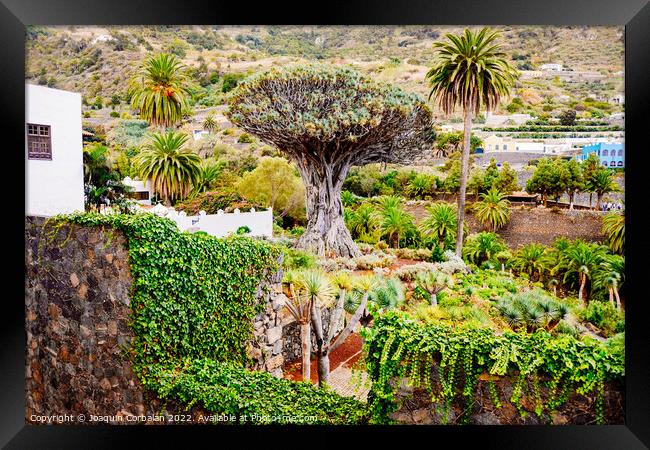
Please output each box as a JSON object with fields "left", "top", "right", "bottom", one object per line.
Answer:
{"left": 602, "top": 149, "right": 609, "bottom": 156}
{"left": 617, "top": 161, "right": 623, "bottom": 167}
{"left": 618, "top": 149, "right": 623, "bottom": 156}
{"left": 495, "top": 145, "right": 499, "bottom": 150}
{"left": 503, "top": 145, "right": 508, "bottom": 151}
{"left": 27, "top": 124, "right": 52, "bottom": 160}
{"left": 610, "top": 161, "right": 616, "bottom": 167}
{"left": 602, "top": 162, "right": 608, "bottom": 166}
{"left": 135, "top": 191, "right": 150, "bottom": 200}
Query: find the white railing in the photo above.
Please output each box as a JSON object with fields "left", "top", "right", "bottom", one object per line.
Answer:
{"left": 149, "top": 204, "right": 273, "bottom": 238}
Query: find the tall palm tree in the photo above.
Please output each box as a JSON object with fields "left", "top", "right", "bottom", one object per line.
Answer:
{"left": 593, "top": 254, "right": 624, "bottom": 310}
{"left": 473, "top": 188, "right": 511, "bottom": 232}
{"left": 419, "top": 202, "right": 458, "bottom": 249}
{"left": 128, "top": 53, "right": 192, "bottom": 129}
{"left": 135, "top": 131, "right": 202, "bottom": 206}
{"left": 426, "top": 28, "right": 518, "bottom": 256}
{"left": 602, "top": 210, "right": 625, "bottom": 254}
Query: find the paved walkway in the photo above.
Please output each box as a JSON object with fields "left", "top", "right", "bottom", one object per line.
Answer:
{"left": 327, "top": 351, "right": 372, "bottom": 402}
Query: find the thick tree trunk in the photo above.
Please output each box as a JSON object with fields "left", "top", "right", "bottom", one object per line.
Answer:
{"left": 295, "top": 161, "right": 360, "bottom": 258}
{"left": 455, "top": 107, "right": 473, "bottom": 256}
{"left": 300, "top": 322, "right": 311, "bottom": 382}
{"left": 596, "top": 193, "right": 603, "bottom": 211}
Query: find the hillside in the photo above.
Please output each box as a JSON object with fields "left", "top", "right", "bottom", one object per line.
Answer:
{"left": 26, "top": 25, "right": 625, "bottom": 122}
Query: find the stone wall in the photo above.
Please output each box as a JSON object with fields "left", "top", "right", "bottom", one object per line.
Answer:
{"left": 404, "top": 203, "right": 605, "bottom": 249}
{"left": 24, "top": 216, "right": 286, "bottom": 423}
{"left": 389, "top": 370, "right": 624, "bottom": 425}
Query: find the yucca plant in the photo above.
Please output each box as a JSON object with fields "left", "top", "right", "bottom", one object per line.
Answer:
{"left": 202, "top": 113, "right": 218, "bottom": 133}
{"left": 415, "top": 271, "right": 453, "bottom": 306}
{"left": 602, "top": 211, "right": 624, "bottom": 255}
{"left": 135, "top": 131, "right": 202, "bottom": 205}
{"left": 281, "top": 269, "right": 335, "bottom": 383}
{"left": 426, "top": 27, "right": 518, "bottom": 256}
{"left": 128, "top": 53, "right": 192, "bottom": 129}
{"left": 473, "top": 188, "right": 511, "bottom": 232}
{"left": 497, "top": 290, "right": 568, "bottom": 332}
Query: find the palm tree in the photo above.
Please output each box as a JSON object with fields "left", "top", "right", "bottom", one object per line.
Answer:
{"left": 462, "top": 232, "right": 506, "bottom": 266}
{"left": 593, "top": 254, "right": 624, "bottom": 310}
{"left": 135, "top": 131, "right": 202, "bottom": 206}
{"left": 591, "top": 170, "right": 620, "bottom": 210}
{"left": 473, "top": 188, "right": 511, "bottom": 232}
{"left": 346, "top": 203, "right": 380, "bottom": 240}
{"left": 555, "top": 240, "right": 607, "bottom": 305}
{"left": 380, "top": 206, "right": 414, "bottom": 249}
{"left": 191, "top": 158, "right": 224, "bottom": 196}
{"left": 426, "top": 27, "right": 518, "bottom": 256}
{"left": 82, "top": 143, "right": 112, "bottom": 186}
{"left": 128, "top": 53, "right": 192, "bottom": 129}
{"left": 415, "top": 271, "right": 453, "bottom": 306}
{"left": 510, "top": 243, "right": 546, "bottom": 281}
{"left": 406, "top": 174, "right": 434, "bottom": 199}
{"left": 419, "top": 202, "right": 458, "bottom": 249}
{"left": 602, "top": 210, "right": 625, "bottom": 254}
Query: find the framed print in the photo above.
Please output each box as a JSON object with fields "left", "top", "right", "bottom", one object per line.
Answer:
{"left": 2, "top": 0, "right": 649, "bottom": 447}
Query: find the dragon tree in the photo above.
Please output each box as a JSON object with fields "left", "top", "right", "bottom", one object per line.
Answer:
{"left": 225, "top": 65, "right": 434, "bottom": 258}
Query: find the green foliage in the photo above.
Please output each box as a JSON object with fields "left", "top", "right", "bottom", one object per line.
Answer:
{"left": 602, "top": 211, "right": 624, "bottom": 254}
{"left": 363, "top": 311, "right": 624, "bottom": 424}
{"left": 559, "top": 109, "right": 577, "bottom": 126}
{"left": 149, "top": 358, "right": 366, "bottom": 423}
{"left": 496, "top": 290, "right": 569, "bottom": 332}
{"left": 282, "top": 247, "right": 317, "bottom": 270}
{"left": 107, "top": 119, "right": 150, "bottom": 148}
{"left": 472, "top": 188, "right": 511, "bottom": 232}
{"left": 462, "top": 232, "right": 507, "bottom": 265}
{"left": 128, "top": 53, "right": 192, "bottom": 128}
{"left": 510, "top": 243, "right": 546, "bottom": 280}
{"left": 577, "top": 301, "right": 625, "bottom": 338}
{"left": 42, "top": 213, "right": 364, "bottom": 424}
{"left": 221, "top": 73, "right": 246, "bottom": 93}
{"left": 176, "top": 191, "right": 263, "bottom": 215}
{"left": 134, "top": 131, "right": 202, "bottom": 204}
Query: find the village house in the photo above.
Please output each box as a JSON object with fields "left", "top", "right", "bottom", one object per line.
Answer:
{"left": 581, "top": 142, "right": 625, "bottom": 168}
{"left": 25, "top": 84, "right": 85, "bottom": 217}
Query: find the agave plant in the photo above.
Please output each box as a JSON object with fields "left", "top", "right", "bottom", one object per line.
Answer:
{"left": 473, "top": 188, "right": 511, "bottom": 232}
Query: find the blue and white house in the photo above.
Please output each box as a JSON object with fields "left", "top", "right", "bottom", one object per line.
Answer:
{"left": 581, "top": 142, "right": 625, "bottom": 168}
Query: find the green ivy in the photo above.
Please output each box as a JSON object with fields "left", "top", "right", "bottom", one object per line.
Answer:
{"left": 44, "top": 212, "right": 366, "bottom": 423}
{"left": 362, "top": 311, "right": 624, "bottom": 424}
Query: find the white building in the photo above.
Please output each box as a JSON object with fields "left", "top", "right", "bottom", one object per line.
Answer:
{"left": 540, "top": 63, "right": 564, "bottom": 72}
{"left": 26, "top": 84, "right": 84, "bottom": 217}
{"left": 122, "top": 177, "right": 153, "bottom": 205}
{"left": 193, "top": 129, "right": 210, "bottom": 141}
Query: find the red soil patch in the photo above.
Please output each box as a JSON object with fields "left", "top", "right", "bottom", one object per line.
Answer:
{"left": 283, "top": 333, "right": 364, "bottom": 383}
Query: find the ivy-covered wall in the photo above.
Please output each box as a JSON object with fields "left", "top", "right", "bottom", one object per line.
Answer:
{"left": 25, "top": 215, "right": 366, "bottom": 424}
{"left": 363, "top": 312, "right": 624, "bottom": 425}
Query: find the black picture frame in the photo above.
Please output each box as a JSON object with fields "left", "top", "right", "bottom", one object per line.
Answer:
{"left": 3, "top": 0, "right": 649, "bottom": 447}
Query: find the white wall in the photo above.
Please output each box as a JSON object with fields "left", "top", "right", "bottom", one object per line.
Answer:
{"left": 122, "top": 177, "right": 153, "bottom": 205}
{"left": 159, "top": 207, "right": 274, "bottom": 238}
{"left": 26, "top": 84, "right": 84, "bottom": 217}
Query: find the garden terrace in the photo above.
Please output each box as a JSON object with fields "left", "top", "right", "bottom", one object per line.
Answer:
{"left": 25, "top": 213, "right": 367, "bottom": 424}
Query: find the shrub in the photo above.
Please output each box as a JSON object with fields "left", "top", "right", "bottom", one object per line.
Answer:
{"left": 237, "top": 132, "right": 254, "bottom": 143}
{"left": 577, "top": 301, "right": 624, "bottom": 337}
{"left": 353, "top": 253, "right": 396, "bottom": 270}
{"left": 109, "top": 111, "right": 120, "bottom": 118}
{"left": 282, "top": 247, "right": 317, "bottom": 269}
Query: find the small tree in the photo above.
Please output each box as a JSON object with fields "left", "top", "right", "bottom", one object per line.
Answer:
{"left": 493, "top": 161, "right": 519, "bottom": 194}
{"left": 526, "top": 158, "right": 564, "bottom": 206}
{"left": 560, "top": 158, "right": 584, "bottom": 210}
{"left": 420, "top": 202, "right": 458, "bottom": 250}
{"left": 226, "top": 65, "right": 433, "bottom": 257}
{"left": 415, "top": 271, "right": 453, "bottom": 306}
{"left": 559, "top": 109, "right": 577, "bottom": 126}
